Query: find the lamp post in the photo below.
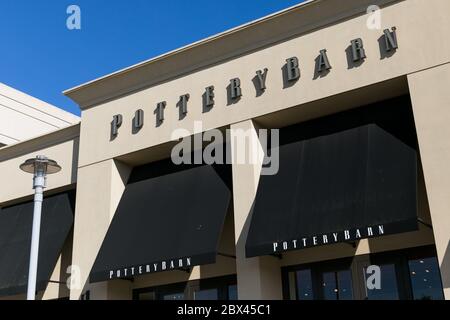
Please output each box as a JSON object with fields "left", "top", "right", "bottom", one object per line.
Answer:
{"left": 20, "top": 155, "right": 61, "bottom": 300}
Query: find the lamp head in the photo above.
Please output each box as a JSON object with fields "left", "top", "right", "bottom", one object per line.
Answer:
{"left": 20, "top": 155, "right": 61, "bottom": 175}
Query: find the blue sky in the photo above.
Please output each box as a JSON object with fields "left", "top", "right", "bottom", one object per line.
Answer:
{"left": 0, "top": 0, "right": 304, "bottom": 116}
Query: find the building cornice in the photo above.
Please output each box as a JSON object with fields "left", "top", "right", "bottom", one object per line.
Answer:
{"left": 0, "top": 123, "right": 80, "bottom": 162}
{"left": 64, "top": 0, "right": 402, "bottom": 110}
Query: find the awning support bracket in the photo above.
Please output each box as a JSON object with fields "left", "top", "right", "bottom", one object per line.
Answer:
{"left": 179, "top": 268, "right": 192, "bottom": 274}
{"left": 347, "top": 241, "right": 358, "bottom": 249}
{"left": 418, "top": 218, "right": 433, "bottom": 230}
{"left": 345, "top": 241, "right": 358, "bottom": 248}
{"left": 48, "top": 280, "right": 66, "bottom": 285}
{"left": 218, "top": 252, "right": 236, "bottom": 259}
{"left": 271, "top": 253, "right": 283, "bottom": 260}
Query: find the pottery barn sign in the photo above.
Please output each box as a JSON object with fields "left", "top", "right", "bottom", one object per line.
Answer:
{"left": 108, "top": 256, "right": 193, "bottom": 280}
{"left": 111, "top": 28, "right": 398, "bottom": 137}
{"left": 272, "top": 225, "right": 386, "bottom": 254}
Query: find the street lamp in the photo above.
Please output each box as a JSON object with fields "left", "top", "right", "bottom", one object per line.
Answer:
{"left": 20, "top": 155, "right": 61, "bottom": 300}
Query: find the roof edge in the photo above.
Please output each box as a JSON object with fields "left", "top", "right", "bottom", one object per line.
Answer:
{"left": 63, "top": 0, "right": 317, "bottom": 96}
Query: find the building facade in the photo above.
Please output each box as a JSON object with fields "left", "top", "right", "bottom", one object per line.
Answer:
{"left": 1, "top": 0, "right": 450, "bottom": 300}
{"left": 0, "top": 82, "right": 80, "bottom": 147}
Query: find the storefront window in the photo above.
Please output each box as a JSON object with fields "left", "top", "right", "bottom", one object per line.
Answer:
{"left": 322, "top": 270, "right": 353, "bottom": 300}
{"left": 295, "top": 270, "right": 313, "bottom": 300}
{"left": 228, "top": 285, "right": 238, "bottom": 300}
{"left": 364, "top": 264, "right": 399, "bottom": 300}
{"left": 408, "top": 257, "right": 444, "bottom": 300}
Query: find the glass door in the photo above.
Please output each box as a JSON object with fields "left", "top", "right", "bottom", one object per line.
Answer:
{"left": 320, "top": 270, "right": 353, "bottom": 300}
{"left": 282, "top": 246, "right": 444, "bottom": 300}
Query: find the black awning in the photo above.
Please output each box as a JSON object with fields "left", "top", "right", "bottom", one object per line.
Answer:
{"left": 246, "top": 124, "right": 418, "bottom": 258}
{"left": 90, "top": 163, "right": 231, "bottom": 283}
{"left": 0, "top": 191, "right": 75, "bottom": 297}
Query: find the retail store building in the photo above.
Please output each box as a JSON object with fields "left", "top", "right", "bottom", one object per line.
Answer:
{"left": 1, "top": 0, "right": 450, "bottom": 300}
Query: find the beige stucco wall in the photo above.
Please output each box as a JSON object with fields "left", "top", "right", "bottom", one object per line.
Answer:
{"left": 69, "top": 159, "right": 131, "bottom": 300}
{"left": 230, "top": 120, "right": 283, "bottom": 299}
{"left": 41, "top": 231, "right": 73, "bottom": 300}
{"left": 408, "top": 62, "right": 450, "bottom": 299}
{"left": 75, "top": 0, "right": 450, "bottom": 168}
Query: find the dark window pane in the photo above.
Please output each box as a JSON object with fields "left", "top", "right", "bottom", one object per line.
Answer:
{"left": 364, "top": 264, "right": 399, "bottom": 300}
{"left": 296, "top": 269, "right": 313, "bottom": 300}
{"left": 322, "top": 270, "right": 353, "bottom": 300}
{"left": 228, "top": 285, "right": 238, "bottom": 300}
{"left": 139, "top": 291, "right": 156, "bottom": 300}
{"left": 409, "top": 257, "right": 444, "bottom": 300}
{"left": 322, "top": 272, "right": 338, "bottom": 300}
{"left": 163, "top": 292, "right": 185, "bottom": 300}
{"left": 194, "top": 288, "right": 219, "bottom": 300}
